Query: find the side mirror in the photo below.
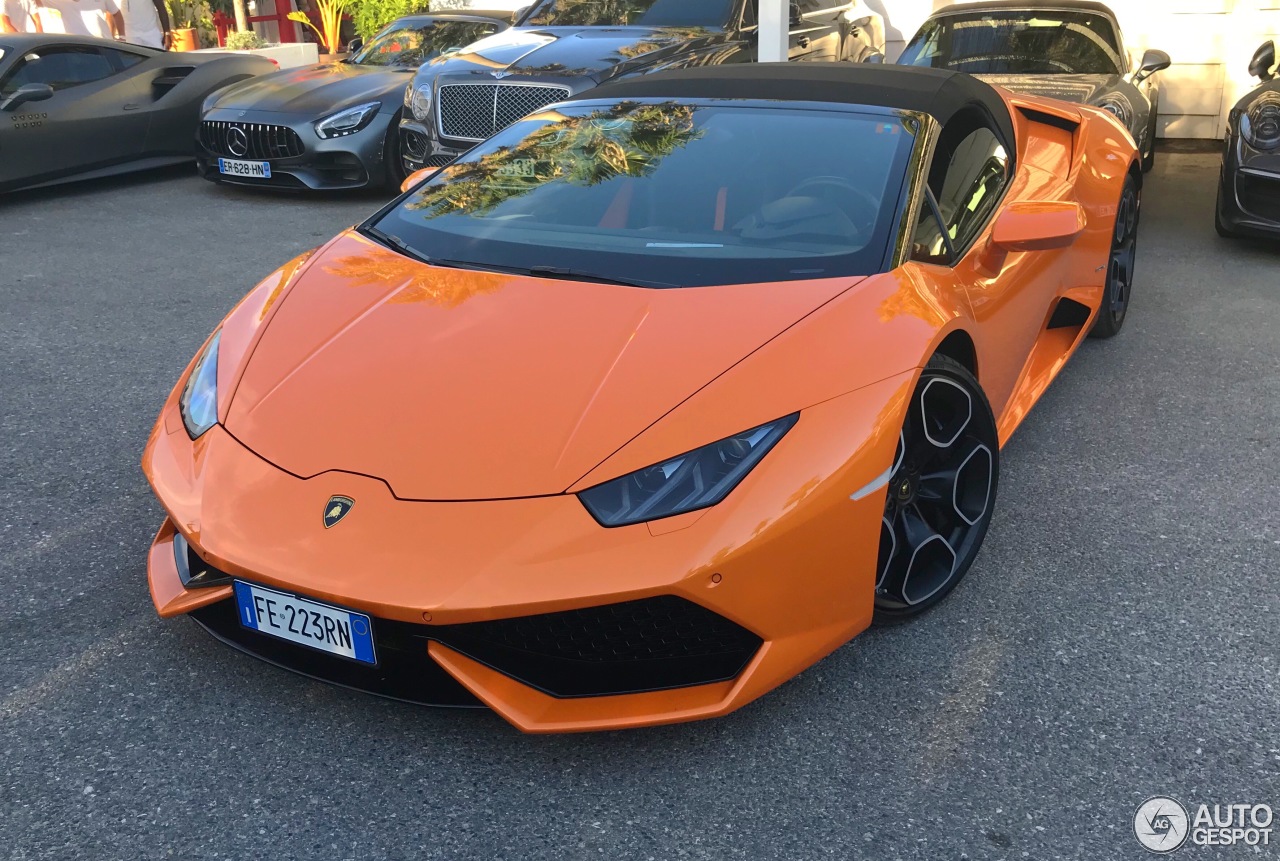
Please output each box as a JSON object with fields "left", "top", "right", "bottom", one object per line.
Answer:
{"left": 1249, "top": 40, "right": 1276, "bottom": 82}
{"left": 1132, "top": 48, "right": 1171, "bottom": 83}
{"left": 513, "top": 5, "right": 529, "bottom": 24}
{"left": 789, "top": 2, "right": 802, "bottom": 26}
{"left": 400, "top": 166, "right": 436, "bottom": 193}
{"left": 992, "top": 202, "right": 1085, "bottom": 252}
{"left": 0, "top": 82, "right": 54, "bottom": 112}
{"left": 346, "top": 37, "right": 364, "bottom": 54}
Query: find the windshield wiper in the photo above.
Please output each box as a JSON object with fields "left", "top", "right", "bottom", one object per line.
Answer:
{"left": 360, "top": 226, "right": 433, "bottom": 265}
{"left": 357, "top": 231, "right": 677, "bottom": 288}
{"left": 522, "top": 265, "right": 676, "bottom": 289}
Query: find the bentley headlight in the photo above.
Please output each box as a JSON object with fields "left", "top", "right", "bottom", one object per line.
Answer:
{"left": 578, "top": 415, "right": 799, "bottom": 527}
{"left": 1242, "top": 93, "right": 1280, "bottom": 149}
{"left": 314, "top": 101, "right": 380, "bottom": 139}
{"left": 411, "top": 84, "right": 433, "bottom": 122}
{"left": 1094, "top": 94, "right": 1133, "bottom": 129}
{"left": 180, "top": 332, "right": 221, "bottom": 440}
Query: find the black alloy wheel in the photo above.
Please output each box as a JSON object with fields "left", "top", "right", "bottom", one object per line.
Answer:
{"left": 874, "top": 355, "right": 1000, "bottom": 621}
{"left": 383, "top": 108, "right": 409, "bottom": 191}
{"left": 1090, "top": 174, "right": 1139, "bottom": 339}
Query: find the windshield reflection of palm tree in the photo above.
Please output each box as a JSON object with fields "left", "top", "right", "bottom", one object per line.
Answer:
{"left": 407, "top": 101, "right": 704, "bottom": 219}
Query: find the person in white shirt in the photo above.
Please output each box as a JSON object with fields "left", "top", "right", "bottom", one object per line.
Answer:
{"left": 35, "top": 0, "right": 123, "bottom": 39}
{"left": 117, "top": 0, "right": 168, "bottom": 48}
{"left": 1, "top": 0, "right": 43, "bottom": 33}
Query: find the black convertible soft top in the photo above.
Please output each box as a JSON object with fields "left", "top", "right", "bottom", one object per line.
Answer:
{"left": 575, "top": 63, "right": 1016, "bottom": 157}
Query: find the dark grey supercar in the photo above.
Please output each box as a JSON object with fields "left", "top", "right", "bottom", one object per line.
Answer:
{"left": 196, "top": 12, "right": 512, "bottom": 191}
{"left": 896, "top": 0, "right": 1169, "bottom": 171}
{"left": 399, "top": 0, "right": 886, "bottom": 175}
{"left": 1216, "top": 40, "right": 1280, "bottom": 239}
{"left": 0, "top": 34, "right": 274, "bottom": 193}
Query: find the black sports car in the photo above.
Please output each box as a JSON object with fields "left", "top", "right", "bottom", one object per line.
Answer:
{"left": 399, "top": 0, "right": 886, "bottom": 174}
{"left": 0, "top": 34, "right": 273, "bottom": 193}
{"left": 897, "top": 0, "right": 1169, "bottom": 171}
{"left": 196, "top": 11, "right": 512, "bottom": 191}
{"left": 1215, "top": 40, "right": 1280, "bottom": 239}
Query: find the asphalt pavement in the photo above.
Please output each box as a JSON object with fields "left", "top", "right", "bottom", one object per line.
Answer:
{"left": 1, "top": 155, "right": 1278, "bottom": 860}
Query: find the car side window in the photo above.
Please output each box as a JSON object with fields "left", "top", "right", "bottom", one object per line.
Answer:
{"left": 914, "top": 125, "right": 1009, "bottom": 264}
{"left": 104, "top": 48, "right": 148, "bottom": 71}
{"left": 0, "top": 47, "right": 116, "bottom": 96}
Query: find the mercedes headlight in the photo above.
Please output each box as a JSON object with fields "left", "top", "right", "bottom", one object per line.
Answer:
{"left": 1094, "top": 93, "right": 1133, "bottom": 129}
{"left": 314, "top": 101, "right": 380, "bottom": 139}
{"left": 1242, "top": 93, "right": 1280, "bottom": 150}
{"left": 410, "top": 84, "right": 432, "bottom": 122}
{"left": 180, "top": 332, "right": 221, "bottom": 439}
{"left": 578, "top": 415, "right": 799, "bottom": 527}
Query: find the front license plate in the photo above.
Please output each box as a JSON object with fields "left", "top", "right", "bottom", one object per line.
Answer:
{"left": 234, "top": 581, "right": 375, "bottom": 664}
{"left": 218, "top": 158, "right": 272, "bottom": 179}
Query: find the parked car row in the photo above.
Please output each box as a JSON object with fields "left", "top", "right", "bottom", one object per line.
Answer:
{"left": 1, "top": 0, "right": 1278, "bottom": 239}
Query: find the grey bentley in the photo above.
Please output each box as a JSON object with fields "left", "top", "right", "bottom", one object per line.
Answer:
{"left": 897, "top": 0, "right": 1169, "bottom": 171}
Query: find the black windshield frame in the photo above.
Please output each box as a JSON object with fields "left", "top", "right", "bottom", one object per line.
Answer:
{"left": 899, "top": 9, "right": 1126, "bottom": 76}
{"left": 362, "top": 98, "right": 927, "bottom": 288}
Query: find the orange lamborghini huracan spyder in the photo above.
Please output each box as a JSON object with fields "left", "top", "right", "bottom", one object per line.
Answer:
{"left": 144, "top": 64, "right": 1142, "bottom": 733}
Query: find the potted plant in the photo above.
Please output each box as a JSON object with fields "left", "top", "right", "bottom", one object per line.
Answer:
{"left": 224, "top": 29, "right": 264, "bottom": 50}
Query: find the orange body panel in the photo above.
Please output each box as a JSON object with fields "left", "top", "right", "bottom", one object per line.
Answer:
{"left": 142, "top": 85, "right": 1138, "bottom": 732}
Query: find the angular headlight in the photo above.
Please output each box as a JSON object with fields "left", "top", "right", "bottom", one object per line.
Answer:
{"left": 578, "top": 415, "right": 799, "bottom": 527}
{"left": 1094, "top": 93, "right": 1133, "bottom": 129}
{"left": 411, "top": 84, "right": 432, "bottom": 122}
{"left": 314, "top": 101, "right": 380, "bottom": 139}
{"left": 1242, "top": 93, "right": 1280, "bottom": 150}
{"left": 180, "top": 332, "right": 220, "bottom": 440}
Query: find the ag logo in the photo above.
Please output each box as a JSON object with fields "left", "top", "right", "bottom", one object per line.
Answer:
{"left": 323, "top": 496, "right": 354, "bottom": 529}
{"left": 1135, "top": 796, "right": 1190, "bottom": 853}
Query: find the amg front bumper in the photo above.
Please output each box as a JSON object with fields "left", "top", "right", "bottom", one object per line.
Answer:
{"left": 196, "top": 108, "right": 398, "bottom": 191}
{"left": 143, "top": 376, "right": 909, "bottom": 732}
{"left": 1218, "top": 130, "right": 1280, "bottom": 238}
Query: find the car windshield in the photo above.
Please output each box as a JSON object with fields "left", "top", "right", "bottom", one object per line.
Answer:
{"left": 369, "top": 100, "right": 917, "bottom": 288}
{"left": 351, "top": 19, "right": 502, "bottom": 66}
{"left": 898, "top": 10, "right": 1124, "bottom": 75}
{"left": 521, "top": 0, "right": 734, "bottom": 28}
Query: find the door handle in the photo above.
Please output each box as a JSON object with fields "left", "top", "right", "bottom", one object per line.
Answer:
{"left": 123, "top": 103, "right": 140, "bottom": 110}
{"left": 798, "top": 36, "right": 810, "bottom": 48}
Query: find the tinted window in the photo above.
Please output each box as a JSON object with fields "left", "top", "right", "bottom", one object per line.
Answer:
{"left": 917, "top": 126, "right": 1009, "bottom": 262}
{"left": 106, "top": 48, "right": 147, "bottom": 69}
{"left": 372, "top": 100, "right": 917, "bottom": 287}
{"left": 1, "top": 46, "right": 114, "bottom": 95}
{"left": 352, "top": 20, "right": 500, "bottom": 66}
{"left": 898, "top": 10, "right": 1124, "bottom": 75}
{"left": 524, "top": 0, "right": 734, "bottom": 28}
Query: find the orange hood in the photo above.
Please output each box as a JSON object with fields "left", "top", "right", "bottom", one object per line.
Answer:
{"left": 225, "top": 231, "right": 860, "bottom": 500}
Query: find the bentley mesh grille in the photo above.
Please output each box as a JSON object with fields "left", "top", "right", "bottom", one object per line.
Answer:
{"left": 200, "top": 121, "right": 305, "bottom": 160}
{"left": 437, "top": 83, "right": 570, "bottom": 141}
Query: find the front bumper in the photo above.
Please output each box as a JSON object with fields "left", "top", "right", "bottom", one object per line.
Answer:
{"left": 398, "top": 116, "right": 471, "bottom": 175}
{"left": 197, "top": 108, "right": 397, "bottom": 191}
{"left": 143, "top": 375, "right": 910, "bottom": 732}
{"left": 1217, "top": 129, "right": 1280, "bottom": 238}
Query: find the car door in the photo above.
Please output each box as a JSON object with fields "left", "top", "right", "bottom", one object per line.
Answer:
{"left": 788, "top": 0, "right": 848, "bottom": 60}
{"left": 0, "top": 43, "right": 150, "bottom": 187}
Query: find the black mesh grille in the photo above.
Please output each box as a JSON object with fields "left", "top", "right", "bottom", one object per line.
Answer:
{"left": 438, "top": 83, "right": 570, "bottom": 141}
{"left": 200, "top": 121, "right": 305, "bottom": 159}
{"left": 1237, "top": 171, "right": 1280, "bottom": 222}
{"left": 433, "top": 596, "right": 762, "bottom": 698}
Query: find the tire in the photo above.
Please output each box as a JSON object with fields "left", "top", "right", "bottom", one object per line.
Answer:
{"left": 873, "top": 354, "right": 1000, "bottom": 623}
{"left": 383, "top": 109, "right": 408, "bottom": 192}
{"left": 1089, "top": 173, "right": 1139, "bottom": 340}
{"left": 1141, "top": 99, "right": 1158, "bottom": 173}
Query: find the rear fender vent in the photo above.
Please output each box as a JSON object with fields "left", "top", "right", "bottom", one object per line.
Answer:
{"left": 1047, "top": 297, "right": 1092, "bottom": 330}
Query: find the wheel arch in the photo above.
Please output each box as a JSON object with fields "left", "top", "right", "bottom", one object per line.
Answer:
{"left": 930, "top": 328, "right": 978, "bottom": 382}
